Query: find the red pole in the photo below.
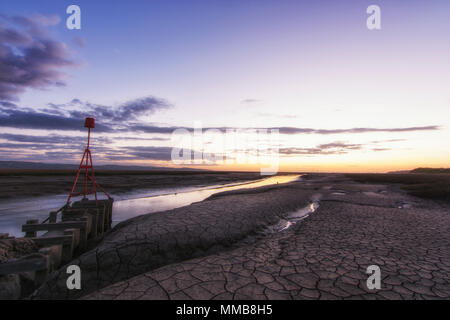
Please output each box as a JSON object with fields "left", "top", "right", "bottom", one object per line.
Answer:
{"left": 67, "top": 151, "right": 86, "bottom": 204}
{"left": 87, "top": 127, "right": 91, "bottom": 149}
{"left": 88, "top": 150, "right": 98, "bottom": 202}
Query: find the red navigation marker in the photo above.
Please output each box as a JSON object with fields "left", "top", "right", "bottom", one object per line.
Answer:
{"left": 67, "top": 117, "right": 111, "bottom": 204}
{"left": 84, "top": 117, "right": 95, "bottom": 129}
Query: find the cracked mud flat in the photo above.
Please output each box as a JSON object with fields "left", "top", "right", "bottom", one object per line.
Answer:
{"left": 32, "top": 174, "right": 450, "bottom": 300}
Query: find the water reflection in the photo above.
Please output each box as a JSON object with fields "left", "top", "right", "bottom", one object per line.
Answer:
{"left": 113, "top": 175, "right": 301, "bottom": 223}
{"left": 0, "top": 174, "right": 300, "bottom": 237}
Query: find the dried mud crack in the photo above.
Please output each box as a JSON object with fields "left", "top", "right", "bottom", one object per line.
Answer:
{"left": 31, "top": 175, "right": 450, "bottom": 300}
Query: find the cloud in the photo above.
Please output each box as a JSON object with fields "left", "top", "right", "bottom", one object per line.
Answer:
{"left": 317, "top": 142, "right": 362, "bottom": 150}
{"left": 0, "top": 132, "right": 122, "bottom": 162}
{"left": 10, "top": 14, "right": 61, "bottom": 28}
{"left": 275, "top": 126, "right": 440, "bottom": 135}
{"left": 280, "top": 142, "right": 363, "bottom": 156}
{"left": 372, "top": 148, "right": 391, "bottom": 152}
{"left": 370, "top": 139, "right": 406, "bottom": 144}
{"left": 241, "top": 99, "right": 259, "bottom": 103}
{"left": 0, "top": 101, "right": 17, "bottom": 108}
{"left": 42, "top": 151, "right": 79, "bottom": 160}
{"left": 257, "top": 113, "right": 298, "bottom": 119}
{"left": 0, "top": 23, "right": 31, "bottom": 45}
{"left": 117, "top": 136, "right": 170, "bottom": 141}
{"left": 278, "top": 138, "right": 404, "bottom": 156}
{"left": 105, "top": 146, "right": 177, "bottom": 161}
{"left": 0, "top": 14, "right": 75, "bottom": 101}
{"left": 0, "top": 133, "right": 112, "bottom": 144}
{"left": 0, "top": 142, "right": 85, "bottom": 152}
{"left": 45, "top": 96, "right": 170, "bottom": 122}
{"left": 0, "top": 100, "right": 440, "bottom": 141}
{"left": 111, "top": 96, "right": 170, "bottom": 121}
{"left": 0, "top": 105, "right": 113, "bottom": 131}
{"left": 130, "top": 125, "right": 440, "bottom": 135}
{"left": 72, "top": 36, "right": 85, "bottom": 48}
{"left": 0, "top": 133, "right": 106, "bottom": 155}
{"left": 126, "top": 124, "right": 185, "bottom": 134}
{"left": 0, "top": 95, "right": 170, "bottom": 132}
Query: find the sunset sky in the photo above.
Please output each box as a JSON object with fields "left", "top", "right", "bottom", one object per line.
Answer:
{"left": 0, "top": 0, "right": 449, "bottom": 172}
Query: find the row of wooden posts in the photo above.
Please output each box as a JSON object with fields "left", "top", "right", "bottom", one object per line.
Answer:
{"left": 0, "top": 199, "right": 113, "bottom": 287}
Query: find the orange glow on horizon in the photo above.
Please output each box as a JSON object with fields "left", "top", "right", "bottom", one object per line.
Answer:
{"left": 121, "top": 158, "right": 450, "bottom": 174}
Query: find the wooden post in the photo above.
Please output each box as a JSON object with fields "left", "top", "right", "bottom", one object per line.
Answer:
{"left": 22, "top": 221, "right": 88, "bottom": 233}
{"left": 62, "top": 229, "right": 76, "bottom": 262}
{"left": 89, "top": 208, "right": 98, "bottom": 239}
{"left": 69, "top": 228, "right": 80, "bottom": 248}
{"left": 31, "top": 235, "right": 70, "bottom": 245}
{"left": 34, "top": 249, "right": 51, "bottom": 285}
{"left": 49, "top": 211, "right": 57, "bottom": 223}
{"left": 25, "top": 219, "right": 39, "bottom": 238}
{"left": 102, "top": 203, "right": 109, "bottom": 231}
{"left": 61, "top": 208, "right": 87, "bottom": 222}
{"left": 106, "top": 200, "right": 113, "bottom": 230}
{"left": 98, "top": 207, "right": 105, "bottom": 235}
{"left": 78, "top": 216, "right": 91, "bottom": 250}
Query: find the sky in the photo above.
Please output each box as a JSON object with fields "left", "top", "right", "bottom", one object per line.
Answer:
{"left": 0, "top": 0, "right": 449, "bottom": 173}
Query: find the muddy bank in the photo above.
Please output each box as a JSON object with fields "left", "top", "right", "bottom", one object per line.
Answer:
{"left": 32, "top": 180, "right": 314, "bottom": 299}
{"left": 32, "top": 174, "right": 450, "bottom": 300}
{"left": 83, "top": 175, "right": 450, "bottom": 300}
{"left": 0, "top": 171, "right": 264, "bottom": 200}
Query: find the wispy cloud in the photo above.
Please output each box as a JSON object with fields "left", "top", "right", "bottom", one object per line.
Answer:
{"left": 128, "top": 125, "right": 440, "bottom": 135}
{"left": 277, "top": 138, "right": 408, "bottom": 156}
{"left": 0, "top": 102, "right": 440, "bottom": 138}
{"left": 0, "top": 105, "right": 113, "bottom": 131}
{"left": 0, "top": 14, "right": 75, "bottom": 101}
{"left": 0, "top": 96, "right": 170, "bottom": 132}
{"left": 372, "top": 148, "right": 391, "bottom": 152}
{"left": 241, "top": 99, "right": 260, "bottom": 105}
{"left": 72, "top": 36, "right": 85, "bottom": 48}
{"left": 105, "top": 146, "right": 176, "bottom": 161}
{"left": 257, "top": 113, "right": 298, "bottom": 119}
{"left": 0, "top": 133, "right": 112, "bottom": 144}
{"left": 46, "top": 96, "right": 171, "bottom": 122}
{"left": 274, "top": 126, "right": 440, "bottom": 135}
{"left": 280, "top": 141, "right": 363, "bottom": 156}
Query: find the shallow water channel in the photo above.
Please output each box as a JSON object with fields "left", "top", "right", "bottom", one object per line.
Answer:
{"left": 0, "top": 174, "right": 300, "bottom": 237}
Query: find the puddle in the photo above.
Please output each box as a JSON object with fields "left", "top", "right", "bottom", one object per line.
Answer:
{"left": 363, "top": 191, "right": 384, "bottom": 197}
{"left": 241, "top": 193, "right": 322, "bottom": 245}
{"left": 112, "top": 175, "right": 300, "bottom": 224}
{"left": 278, "top": 201, "right": 320, "bottom": 231}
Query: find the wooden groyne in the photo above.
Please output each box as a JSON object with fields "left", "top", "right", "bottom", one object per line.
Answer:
{"left": 0, "top": 199, "right": 113, "bottom": 291}
{"left": 0, "top": 118, "right": 115, "bottom": 298}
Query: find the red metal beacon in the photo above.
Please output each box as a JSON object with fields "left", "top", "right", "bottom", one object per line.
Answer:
{"left": 67, "top": 117, "right": 111, "bottom": 204}
{"left": 61, "top": 117, "right": 114, "bottom": 235}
